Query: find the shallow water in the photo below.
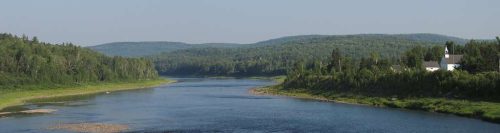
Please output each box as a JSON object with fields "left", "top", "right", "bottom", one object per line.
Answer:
{"left": 1, "top": 78, "right": 500, "bottom": 133}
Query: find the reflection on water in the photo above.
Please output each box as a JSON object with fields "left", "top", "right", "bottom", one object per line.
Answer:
{"left": 0, "top": 78, "right": 499, "bottom": 133}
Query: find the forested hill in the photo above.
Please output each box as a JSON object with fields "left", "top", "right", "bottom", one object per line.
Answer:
{"left": 89, "top": 33, "right": 467, "bottom": 57}
{"left": 151, "top": 34, "right": 465, "bottom": 76}
{"left": 89, "top": 41, "right": 243, "bottom": 57}
{"left": 391, "top": 33, "right": 467, "bottom": 44}
{"left": 0, "top": 33, "right": 158, "bottom": 89}
{"left": 253, "top": 33, "right": 467, "bottom": 47}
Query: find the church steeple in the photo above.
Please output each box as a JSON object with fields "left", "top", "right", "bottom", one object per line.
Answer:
{"left": 445, "top": 46, "right": 449, "bottom": 58}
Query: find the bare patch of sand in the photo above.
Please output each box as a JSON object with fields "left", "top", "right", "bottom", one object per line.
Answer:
{"left": 20, "top": 109, "right": 57, "bottom": 114}
{"left": 49, "top": 123, "right": 129, "bottom": 133}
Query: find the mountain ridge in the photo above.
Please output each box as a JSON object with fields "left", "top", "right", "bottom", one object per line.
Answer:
{"left": 89, "top": 33, "right": 468, "bottom": 57}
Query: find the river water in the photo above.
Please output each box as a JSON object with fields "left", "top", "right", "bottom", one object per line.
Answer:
{"left": 0, "top": 78, "right": 499, "bottom": 133}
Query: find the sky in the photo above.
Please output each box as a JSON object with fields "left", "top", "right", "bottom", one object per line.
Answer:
{"left": 0, "top": 0, "right": 499, "bottom": 46}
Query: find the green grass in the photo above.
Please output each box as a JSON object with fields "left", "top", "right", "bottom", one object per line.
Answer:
{"left": 204, "top": 75, "right": 286, "bottom": 83}
{"left": 247, "top": 76, "right": 286, "bottom": 82}
{"left": 254, "top": 86, "right": 500, "bottom": 123}
{"left": 0, "top": 78, "right": 174, "bottom": 111}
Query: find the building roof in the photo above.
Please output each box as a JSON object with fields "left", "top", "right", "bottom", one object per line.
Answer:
{"left": 445, "top": 55, "right": 463, "bottom": 64}
{"left": 423, "top": 61, "right": 440, "bottom": 67}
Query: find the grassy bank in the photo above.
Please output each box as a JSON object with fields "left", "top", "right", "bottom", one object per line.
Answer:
{"left": 247, "top": 76, "right": 286, "bottom": 82}
{"left": 252, "top": 85, "right": 500, "bottom": 124}
{"left": 0, "top": 78, "right": 174, "bottom": 111}
{"left": 206, "top": 75, "right": 286, "bottom": 81}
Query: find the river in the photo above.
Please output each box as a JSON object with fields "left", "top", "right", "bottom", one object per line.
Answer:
{"left": 1, "top": 78, "right": 499, "bottom": 133}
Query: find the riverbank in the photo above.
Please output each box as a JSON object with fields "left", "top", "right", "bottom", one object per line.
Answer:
{"left": 251, "top": 85, "right": 500, "bottom": 124}
{"left": 204, "top": 75, "right": 286, "bottom": 81}
{"left": 0, "top": 78, "right": 174, "bottom": 111}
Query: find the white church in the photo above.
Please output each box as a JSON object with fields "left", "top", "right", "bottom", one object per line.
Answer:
{"left": 424, "top": 46, "right": 463, "bottom": 72}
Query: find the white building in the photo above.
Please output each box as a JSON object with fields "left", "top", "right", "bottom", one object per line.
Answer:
{"left": 440, "top": 47, "right": 463, "bottom": 71}
{"left": 424, "top": 46, "right": 463, "bottom": 72}
{"left": 424, "top": 61, "right": 440, "bottom": 72}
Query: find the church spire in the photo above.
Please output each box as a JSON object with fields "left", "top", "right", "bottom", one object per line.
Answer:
{"left": 445, "top": 46, "right": 449, "bottom": 58}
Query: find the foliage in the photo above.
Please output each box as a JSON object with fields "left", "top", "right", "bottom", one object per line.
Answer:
{"left": 150, "top": 34, "right": 455, "bottom": 76}
{"left": 89, "top": 41, "right": 241, "bottom": 57}
{"left": 282, "top": 38, "right": 500, "bottom": 102}
{"left": 460, "top": 40, "right": 500, "bottom": 73}
{"left": 91, "top": 33, "right": 467, "bottom": 57}
{"left": 0, "top": 33, "right": 158, "bottom": 89}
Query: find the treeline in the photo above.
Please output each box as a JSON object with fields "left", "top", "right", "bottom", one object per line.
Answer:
{"left": 283, "top": 38, "right": 500, "bottom": 102}
{"left": 0, "top": 33, "right": 158, "bottom": 89}
{"left": 461, "top": 38, "right": 500, "bottom": 73}
{"left": 151, "top": 35, "right": 444, "bottom": 76}
{"left": 404, "top": 41, "right": 464, "bottom": 68}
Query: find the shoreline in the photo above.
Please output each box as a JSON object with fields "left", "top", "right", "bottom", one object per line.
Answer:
{"left": 0, "top": 78, "right": 175, "bottom": 111}
{"left": 249, "top": 86, "right": 363, "bottom": 106}
{"left": 163, "top": 75, "right": 286, "bottom": 81}
{"left": 250, "top": 86, "right": 500, "bottom": 124}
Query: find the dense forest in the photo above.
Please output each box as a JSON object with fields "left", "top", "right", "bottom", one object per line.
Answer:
{"left": 150, "top": 34, "right": 461, "bottom": 76}
{"left": 282, "top": 37, "right": 500, "bottom": 102}
{"left": 89, "top": 41, "right": 240, "bottom": 57}
{"left": 0, "top": 33, "right": 158, "bottom": 89}
{"left": 90, "top": 33, "right": 468, "bottom": 58}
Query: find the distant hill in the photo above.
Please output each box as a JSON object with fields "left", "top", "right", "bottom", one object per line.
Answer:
{"left": 392, "top": 33, "right": 468, "bottom": 44}
{"left": 253, "top": 33, "right": 467, "bottom": 46}
{"left": 89, "top": 33, "right": 467, "bottom": 57}
{"left": 252, "top": 35, "right": 329, "bottom": 46}
{"left": 88, "top": 42, "right": 243, "bottom": 57}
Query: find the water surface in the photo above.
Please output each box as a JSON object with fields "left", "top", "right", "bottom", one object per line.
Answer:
{"left": 1, "top": 78, "right": 499, "bottom": 133}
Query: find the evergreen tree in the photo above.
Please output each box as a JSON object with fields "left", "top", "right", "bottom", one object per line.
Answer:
{"left": 0, "top": 33, "right": 159, "bottom": 89}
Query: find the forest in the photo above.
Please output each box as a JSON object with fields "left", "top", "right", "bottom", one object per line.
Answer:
{"left": 150, "top": 34, "right": 460, "bottom": 76}
{"left": 89, "top": 41, "right": 240, "bottom": 57}
{"left": 90, "top": 33, "right": 468, "bottom": 58}
{"left": 0, "top": 33, "right": 159, "bottom": 90}
{"left": 282, "top": 37, "right": 500, "bottom": 102}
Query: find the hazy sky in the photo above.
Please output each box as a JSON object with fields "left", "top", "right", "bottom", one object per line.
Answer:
{"left": 1, "top": 0, "right": 499, "bottom": 46}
